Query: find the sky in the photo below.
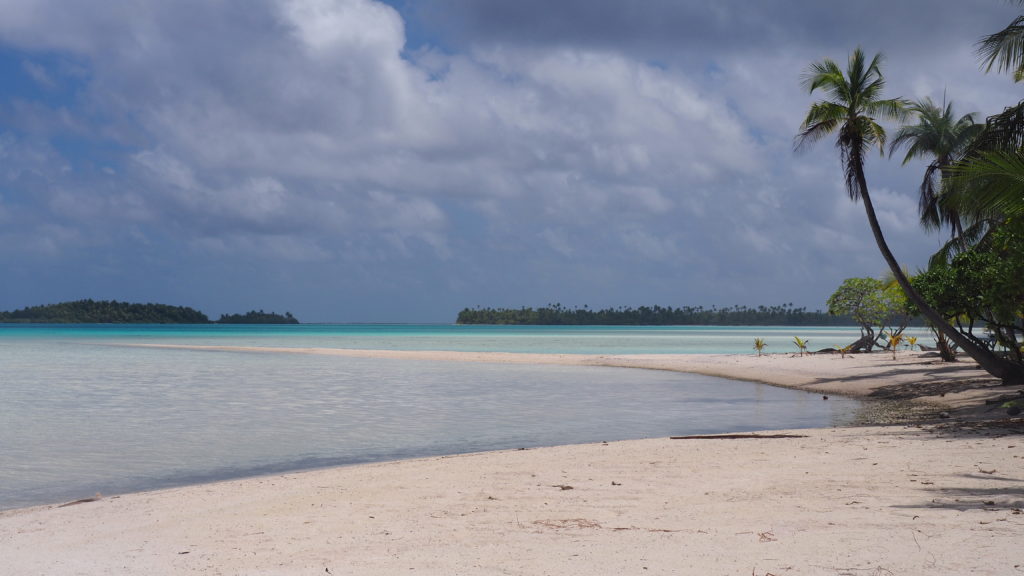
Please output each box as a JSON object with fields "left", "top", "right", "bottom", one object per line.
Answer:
{"left": 0, "top": 0, "right": 1020, "bottom": 322}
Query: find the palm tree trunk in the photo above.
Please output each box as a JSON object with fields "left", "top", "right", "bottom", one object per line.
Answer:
{"left": 855, "top": 168, "right": 1024, "bottom": 385}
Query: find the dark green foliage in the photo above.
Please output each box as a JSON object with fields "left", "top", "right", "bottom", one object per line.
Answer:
{"left": 456, "top": 303, "right": 854, "bottom": 326}
{"left": 0, "top": 300, "right": 300, "bottom": 324}
{"left": 912, "top": 222, "right": 1024, "bottom": 361}
{"left": 216, "top": 310, "right": 299, "bottom": 324}
{"left": 0, "top": 299, "right": 210, "bottom": 324}
{"left": 827, "top": 277, "right": 914, "bottom": 350}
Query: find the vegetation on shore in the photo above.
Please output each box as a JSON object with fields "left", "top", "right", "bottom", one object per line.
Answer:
{"left": 215, "top": 310, "right": 299, "bottom": 324}
{"left": 827, "top": 276, "right": 913, "bottom": 352}
{"left": 457, "top": 303, "right": 858, "bottom": 326}
{"left": 0, "top": 300, "right": 299, "bottom": 324}
{"left": 798, "top": 7, "right": 1024, "bottom": 388}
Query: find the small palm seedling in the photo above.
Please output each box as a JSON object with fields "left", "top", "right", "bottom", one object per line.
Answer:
{"left": 754, "top": 338, "right": 767, "bottom": 357}
{"left": 836, "top": 343, "right": 854, "bottom": 358}
{"left": 793, "top": 336, "right": 809, "bottom": 357}
{"left": 907, "top": 336, "right": 918, "bottom": 351}
{"left": 887, "top": 330, "right": 904, "bottom": 360}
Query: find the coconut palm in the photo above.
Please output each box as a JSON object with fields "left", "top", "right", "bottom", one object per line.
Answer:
{"left": 888, "top": 97, "right": 983, "bottom": 237}
{"left": 978, "top": 0, "right": 1024, "bottom": 81}
{"left": 796, "top": 48, "right": 1024, "bottom": 385}
{"left": 951, "top": 3, "right": 1024, "bottom": 226}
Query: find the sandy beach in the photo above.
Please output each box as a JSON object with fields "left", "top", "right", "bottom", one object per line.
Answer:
{"left": 2, "top": 350, "right": 1022, "bottom": 575}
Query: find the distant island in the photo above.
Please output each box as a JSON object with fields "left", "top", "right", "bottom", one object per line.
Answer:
{"left": 456, "top": 303, "right": 859, "bottom": 326}
{"left": 215, "top": 310, "right": 299, "bottom": 324}
{"left": 0, "top": 300, "right": 299, "bottom": 324}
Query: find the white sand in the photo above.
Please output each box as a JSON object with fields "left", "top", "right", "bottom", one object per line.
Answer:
{"left": 2, "top": 350, "right": 1021, "bottom": 575}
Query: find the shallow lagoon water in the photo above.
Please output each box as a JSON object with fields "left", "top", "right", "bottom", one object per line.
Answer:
{"left": 0, "top": 325, "right": 876, "bottom": 510}
{"left": 0, "top": 323, "right": 933, "bottom": 354}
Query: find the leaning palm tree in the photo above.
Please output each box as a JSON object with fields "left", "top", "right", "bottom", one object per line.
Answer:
{"left": 888, "top": 96, "right": 983, "bottom": 238}
{"left": 795, "top": 48, "right": 1024, "bottom": 385}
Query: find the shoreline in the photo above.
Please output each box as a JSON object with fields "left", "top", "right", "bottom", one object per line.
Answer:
{"left": 123, "top": 343, "right": 1008, "bottom": 414}
{"left": 2, "top": 349, "right": 1021, "bottom": 574}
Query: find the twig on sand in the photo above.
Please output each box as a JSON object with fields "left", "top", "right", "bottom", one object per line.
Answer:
{"left": 670, "top": 434, "right": 807, "bottom": 440}
{"left": 58, "top": 493, "right": 102, "bottom": 508}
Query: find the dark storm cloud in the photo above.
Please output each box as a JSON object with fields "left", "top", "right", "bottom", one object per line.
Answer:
{"left": 412, "top": 0, "right": 1011, "bottom": 58}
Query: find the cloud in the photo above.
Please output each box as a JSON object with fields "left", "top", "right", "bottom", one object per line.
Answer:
{"left": 0, "top": 0, "right": 1018, "bottom": 320}
{"left": 21, "top": 60, "right": 56, "bottom": 88}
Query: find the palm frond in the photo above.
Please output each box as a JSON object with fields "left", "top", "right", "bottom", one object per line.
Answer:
{"left": 946, "top": 150, "right": 1024, "bottom": 219}
{"left": 975, "top": 100, "right": 1024, "bottom": 151}
{"left": 918, "top": 162, "right": 943, "bottom": 231}
{"left": 978, "top": 15, "right": 1024, "bottom": 78}
{"left": 794, "top": 102, "right": 847, "bottom": 153}
{"left": 865, "top": 98, "right": 911, "bottom": 123}
{"left": 927, "top": 219, "right": 994, "bottom": 268}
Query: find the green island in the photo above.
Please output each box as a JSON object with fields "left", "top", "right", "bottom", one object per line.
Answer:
{"left": 456, "top": 303, "right": 860, "bottom": 326}
{"left": 0, "top": 300, "right": 299, "bottom": 324}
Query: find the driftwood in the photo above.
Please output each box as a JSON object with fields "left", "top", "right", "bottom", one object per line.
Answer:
{"left": 847, "top": 334, "right": 875, "bottom": 353}
{"left": 670, "top": 433, "right": 807, "bottom": 440}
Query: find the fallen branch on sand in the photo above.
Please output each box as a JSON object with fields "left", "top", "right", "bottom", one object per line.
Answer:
{"left": 670, "top": 434, "right": 807, "bottom": 440}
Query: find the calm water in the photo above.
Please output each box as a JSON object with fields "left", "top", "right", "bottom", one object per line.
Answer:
{"left": 0, "top": 323, "right": 933, "bottom": 354}
{"left": 0, "top": 324, "right": 884, "bottom": 510}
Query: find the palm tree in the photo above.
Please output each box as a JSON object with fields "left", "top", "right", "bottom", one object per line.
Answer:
{"left": 978, "top": 1, "right": 1024, "bottom": 82}
{"left": 888, "top": 96, "right": 983, "bottom": 238}
{"left": 796, "top": 48, "right": 1024, "bottom": 385}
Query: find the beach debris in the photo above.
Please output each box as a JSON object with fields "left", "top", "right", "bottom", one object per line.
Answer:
{"left": 611, "top": 481, "right": 622, "bottom": 486}
{"left": 58, "top": 492, "right": 102, "bottom": 508}
{"left": 670, "top": 434, "right": 807, "bottom": 440}
{"left": 823, "top": 395, "right": 829, "bottom": 400}
{"left": 552, "top": 484, "right": 574, "bottom": 490}
{"left": 534, "top": 518, "right": 600, "bottom": 530}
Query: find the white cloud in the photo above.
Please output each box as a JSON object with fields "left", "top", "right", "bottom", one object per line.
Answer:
{"left": 21, "top": 60, "right": 56, "bottom": 88}
{"left": 0, "top": 0, "right": 1015, "bottom": 318}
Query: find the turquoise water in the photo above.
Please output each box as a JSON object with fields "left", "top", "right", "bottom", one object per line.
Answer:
{"left": 0, "top": 323, "right": 933, "bottom": 354}
{"left": 0, "top": 324, "right": 885, "bottom": 510}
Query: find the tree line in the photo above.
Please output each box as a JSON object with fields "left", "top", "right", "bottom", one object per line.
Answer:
{"left": 457, "top": 303, "right": 858, "bottom": 326}
{"left": 0, "top": 300, "right": 299, "bottom": 324}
